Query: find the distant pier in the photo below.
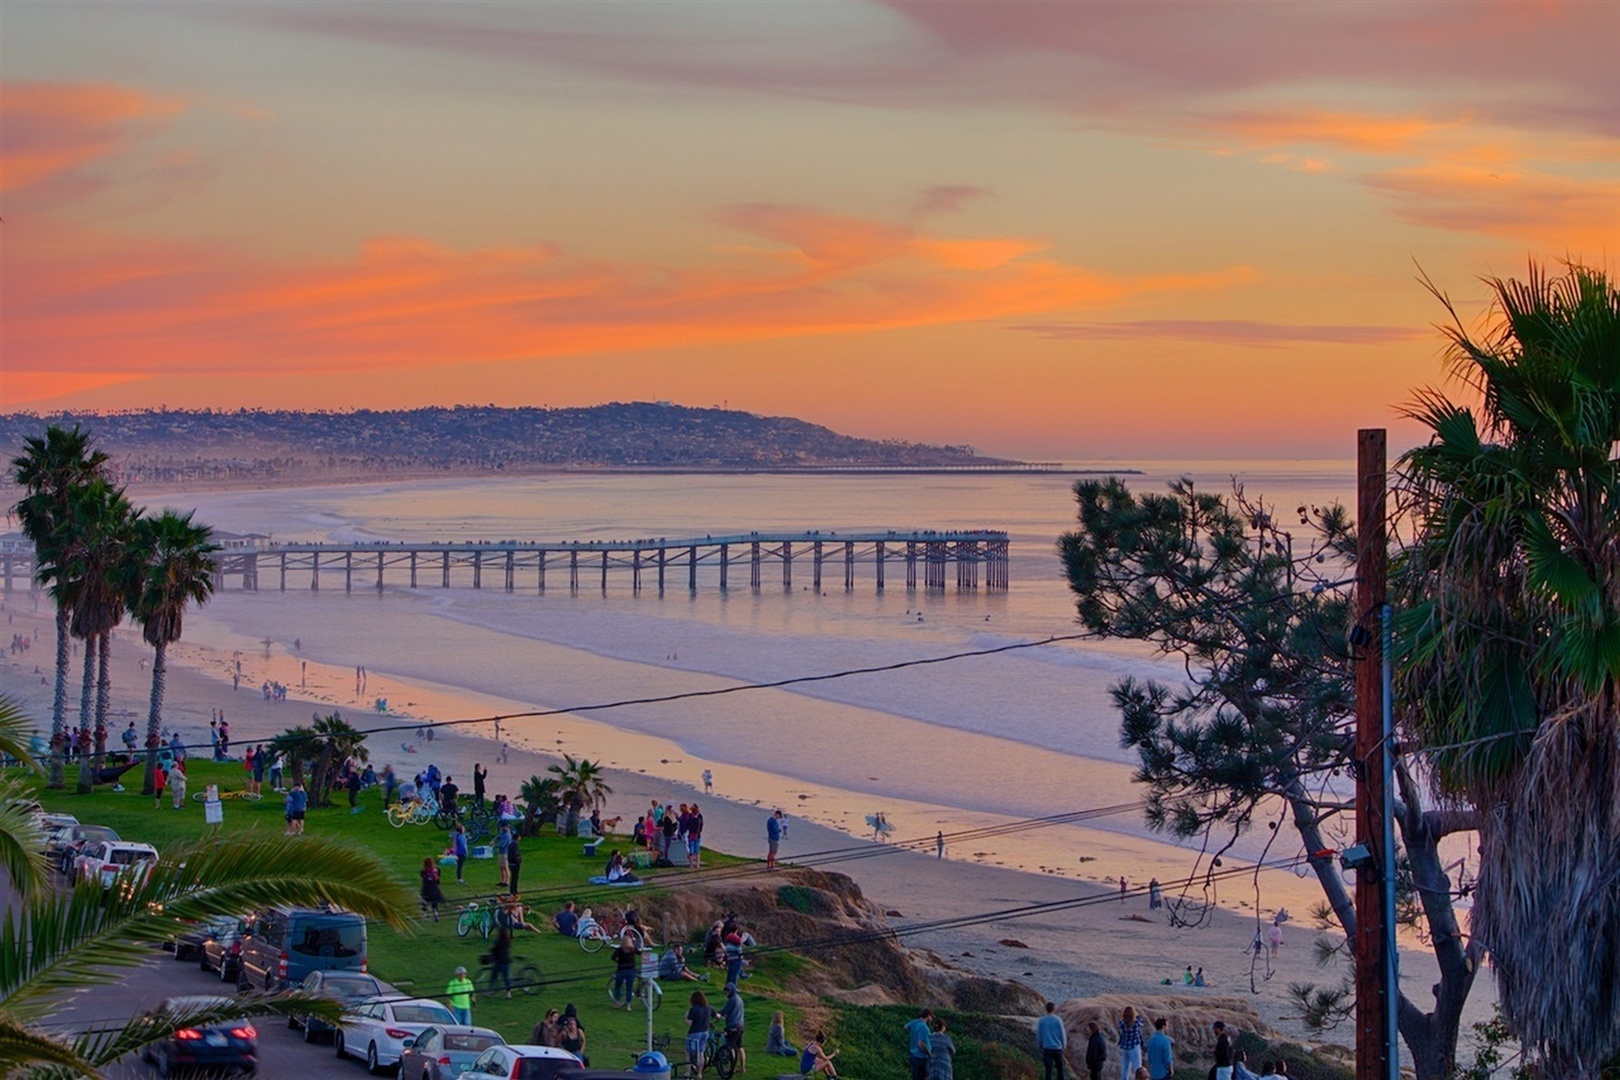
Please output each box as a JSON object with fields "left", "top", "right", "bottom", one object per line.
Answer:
{"left": 190, "top": 531, "right": 1010, "bottom": 595}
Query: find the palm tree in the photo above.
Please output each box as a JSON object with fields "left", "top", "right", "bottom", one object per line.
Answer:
{"left": 1397, "top": 262, "right": 1620, "bottom": 1076}
{"left": 546, "top": 753, "right": 613, "bottom": 836}
{"left": 55, "top": 480, "right": 138, "bottom": 794}
{"left": 10, "top": 425, "right": 110, "bottom": 788}
{"left": 518, "top": 774, "right": 563, "bottom": 836}
{"left": 0, "top": 694, "right": 415, "bottom": 1077}
{"left": 125, "top": 510, "right": 217, "bottom": 795}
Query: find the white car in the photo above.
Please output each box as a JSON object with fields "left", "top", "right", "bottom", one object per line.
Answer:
{"left": 462, "top": 1044, "right": 583, "bottom": 1080}
{"left": 75, "top": 840, "right": 158, "bottom": 889}
{"left": 337, "top": 995, "right": 457, "bottom": 1073}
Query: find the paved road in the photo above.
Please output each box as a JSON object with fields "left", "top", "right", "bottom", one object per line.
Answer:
{"left": 44, "top": 944, "right": 401, "bottom": 1078}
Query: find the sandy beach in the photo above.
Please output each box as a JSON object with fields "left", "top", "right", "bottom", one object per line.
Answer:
{"left": 0, "top": 594, "right": 1490, "bottom": 1048}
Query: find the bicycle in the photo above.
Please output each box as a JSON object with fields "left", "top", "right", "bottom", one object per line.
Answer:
{"left": 476, "top": 952, "right": 542, "bottom": 996}
{"left": 608, "top": 972, "right": 662, "bottom": 1012}
{"left": 456, "top": 902, "right": 495, "bottom": 940}
{"left": 577, "top": 920, "right": 616, "bottom": 953}
{"left": 685, "top": 1022, "right": 737, "bottom": 1080}
{"left": 192, "top": 789, "right": 262, "bottom": 802}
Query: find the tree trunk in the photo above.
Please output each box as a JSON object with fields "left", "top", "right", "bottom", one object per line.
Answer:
{"left": 48, "top": 606, "right": 70, "bottom": 789}
{"left": 564, "top": 797, "right": 581, "bottom": 838}
{"left": 92, "top": 631, "right": 111, "bottom": 771}
{"left": 75, "top": 638, "right": 96, "bottom": 794}
{"left": 143, "top": 641, "right": 167, "bottom": 796}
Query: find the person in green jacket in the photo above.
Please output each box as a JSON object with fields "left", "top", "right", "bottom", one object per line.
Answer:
{"left": 447, "top": 965, "right": 476, "bottom": 1025}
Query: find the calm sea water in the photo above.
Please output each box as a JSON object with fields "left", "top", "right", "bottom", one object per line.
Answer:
{"left": 175, "top": 460, "right": 1357, "bottom": 866}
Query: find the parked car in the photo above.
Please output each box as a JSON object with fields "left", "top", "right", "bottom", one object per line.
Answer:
{"left": 238, "top": 904, "right": 369, "bottom": 991}
{"left": 36, "top": 811, "right": 78, "bottom": 833}
{"left": 45, "top": 823, "right": 118, "bottom": 876}
{"left": 288, "top": 969, "right": 385, "bottom": 1043}
{"left": 337, "top": 996, "right": 457, "bottom": 1073}
{"left": 201, "top": 921, "right": 249, "bottom": 982}
{"left": 461, "top": 1045, "right": 583, "bottom": 1080}
{"left": 139, "top": 994, "right": 258, "bottom": 1076}
{"left": 172, "top": 915, "right": 239, "bottom": 962}
{"left": 398, "top": 1026, "right": 507, "bottom": 1080}
{"left": 74, "top": 840, "right": 158, "bottom": 890}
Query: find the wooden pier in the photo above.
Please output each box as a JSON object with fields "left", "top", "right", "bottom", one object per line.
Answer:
{"left": 177, "top": 531, "right": 1009, "bottom": 595}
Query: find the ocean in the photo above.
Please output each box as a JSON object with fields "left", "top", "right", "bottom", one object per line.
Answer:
{"left": 167, "top": 460, "right": 1359, "bottom": 905}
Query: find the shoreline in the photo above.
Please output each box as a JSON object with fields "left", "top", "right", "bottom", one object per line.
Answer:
{"left": 0, "top": 595, "right": 1495, "bottom": 1048}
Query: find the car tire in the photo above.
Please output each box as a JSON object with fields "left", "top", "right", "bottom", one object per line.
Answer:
{"left": 287, "top": 1012, "right": 299, "bottom": 1030}
{"left": 367, "top": 1043, "right": 384, "bottom": 1075}
{"left": 304, "top": 1018, "right": 320, "bottom": 1043}
{"left": 334, "top": 1030, "right": 345, "bottom": 1058}
{"left": 155, "top": 1046, "right": 171, "bottom": 1077}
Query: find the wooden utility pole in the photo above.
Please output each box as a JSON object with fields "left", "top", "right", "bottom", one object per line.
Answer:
{"left": 1355, "top": 429, "right": 1390, "bottom": 1080}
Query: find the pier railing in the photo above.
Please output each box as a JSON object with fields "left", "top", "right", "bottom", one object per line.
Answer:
{"left": 186, "top": 531, "right": 1009, "bottom": 594}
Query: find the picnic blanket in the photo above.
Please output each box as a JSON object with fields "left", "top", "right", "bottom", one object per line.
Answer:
{"left": 587, "top": 876, "right": 646, "bottom": 887}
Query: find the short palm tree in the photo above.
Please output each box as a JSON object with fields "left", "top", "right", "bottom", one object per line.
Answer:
{"left": 0, "top": 696, "right": 415, "bottom": 1077}
{"left": 518, "top": 774, "right": 563, "bottom": 835}
{"left": 10, "top": 425, "right": 110, "bottom": 787}
{"left": 125, "top": 510, "right": 217, "bottom": 795}
{"left": 1398, "top": 262, "right": 1619, "bottom": 1076}
{"left": 546, "top": 753, "right": 613, "bottom": 836}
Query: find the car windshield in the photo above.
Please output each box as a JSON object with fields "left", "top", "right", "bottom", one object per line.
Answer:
{"left": 445, "top": 1034, "right": 500, "bottom": 1053}
{"left": 322, "top": 975, "right": 377, "bottom": 996}
{"left": 109, "top": 850, "right": 154, "bottom": 866}
{"left": 515, "top": 1060, "right": 571, "bottom": 1080}
{"left": 395, "top": 1005, "right": 453, "bottom": 1024}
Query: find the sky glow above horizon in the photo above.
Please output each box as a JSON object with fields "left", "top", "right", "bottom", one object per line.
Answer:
{"left": 2, "top": 1, "right": 1616, "bottom": 459}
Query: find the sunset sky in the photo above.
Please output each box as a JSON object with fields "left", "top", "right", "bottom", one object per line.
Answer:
{"left": 2, "top": 1, "right": 1615, "bottom": 459}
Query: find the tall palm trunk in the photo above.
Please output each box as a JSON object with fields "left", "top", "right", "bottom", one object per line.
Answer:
{"left": 143, "top": 640, "right": 167, "bottom": 796}
{"left": 48, "top": 606, "right": 70, "bottom": 788}
{"left": 75, "top": 640, "right": 96, "bottom": 794}
{"left": 93, "top": 632, "right": 111, "bottom": 763}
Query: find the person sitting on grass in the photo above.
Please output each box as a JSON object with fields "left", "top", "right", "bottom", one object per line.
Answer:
{"left": 765, "top": 1011, "right": 796, "bottom": 1056}
{"left": 800, "top": 1032, "right": 838, "bottom": 1077}
{"left": 606, "top": 849, "right": 641, "bottom": 885}
{"left": 660, "top": 942, "right": 705, "bottom": 983}
{"left": 553, "top": 901, "right": 580, "bottom": 937}
{"left": 496, "top": 893, "right": 540, "bottom": 932}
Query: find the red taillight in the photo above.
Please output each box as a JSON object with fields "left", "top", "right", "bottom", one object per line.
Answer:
{"left": 277, "top": 951, "right": 288, "bottom": 979}
{"left": 230, "top": 1026, "right": 256, "bottom": 1039}
{"left": 510, "top": 1065, "right": 522, "bottom": 1080}
{"left": 385, "top": 1028, "right": 411, "bottom": 1039}
{"left": 174, "top": 1029, "right": 203, "bottom": 1041}
{"left": 361, "top": 957, "right": 368, "bottom": 973}
{"left": 438, "top": 1056, "right": 453, "bottom": 1066}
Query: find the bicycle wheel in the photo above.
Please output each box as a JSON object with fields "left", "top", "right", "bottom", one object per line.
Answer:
{"left": 456, "top": 906, "right": 479, "bottom": 938}
{"left": 240, "top": 791, "right": 262, "bottom": 802}
{"left": 192, "top": 791, "right": 208, "bottom": 802}
{"left": 712, "top": 1041, "right": 736, "bottom": 1080}
{"left": 515, "top": 963, "right": 542, "bottom": 994}
{"left": 433, "top": 810, "right": 453, "bottom": 830}
{"left": 579, "top": 929, "right": 605, "bottom": 954}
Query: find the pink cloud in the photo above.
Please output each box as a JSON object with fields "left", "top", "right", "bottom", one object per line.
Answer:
{"left": 0, "top": 82, "right": 183, "bottom": 196}
{"left": 1012, "top": 319, "right": 1429, "bottom": 348}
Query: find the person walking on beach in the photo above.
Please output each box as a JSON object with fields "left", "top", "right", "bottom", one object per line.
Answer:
{"left": 702, "top": 768, "right": 713, "bottom": 794}
{"left": 1120, "top": 876, "right": 1128, "bottom": 903}
{"left": 1084, "top": 1021, "right": 1106, "bottom": 1080}
{"left": 905, "top": 1008, "right": 934, "bottom": 1080}
{"left": 1145, "top": 1018, "right": 1173, "bottom": 1080}
{"left": 766, "top": 810, "right": 784, "bottom": 871}
{"left": 936, "top": 831, "right": 945, "bottom": 859}
{"left": 1116, "top": 1007, "right": 1146, "bottom": 1080}
{"left": 1148, "top": 878, "right": 1162, "bottom": 910}
{"left": 1036, "top": 1001, "right": 1067, "bottom": 1080}
{"left": 446, "top": 965, "right": 475, "bottom": 1025}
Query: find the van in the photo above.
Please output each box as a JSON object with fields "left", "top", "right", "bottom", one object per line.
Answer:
{"left": 236, "top": 904, "right": 368, "bottom": 991}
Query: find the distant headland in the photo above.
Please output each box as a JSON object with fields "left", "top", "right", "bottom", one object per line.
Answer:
{"left": 0, "top": 404, "right": 1138, "bottom": 489}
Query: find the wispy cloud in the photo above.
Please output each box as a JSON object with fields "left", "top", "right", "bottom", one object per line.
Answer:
{"left": 0, "top": 82, "right": 182, "bottom": 196}
{"left": 1012, "top": 319, "right": 1429, "bottom": 348}
{"left": 912, "top": 184, "right": 991, "bottom": 217}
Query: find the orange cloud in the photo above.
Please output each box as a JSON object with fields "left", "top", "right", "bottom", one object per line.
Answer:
{"left": 1, "top": 209, "right": 1245, "bottom": 399}
{"left": 0, "top": 82, "right": 183, "bottom": 195}
{"left": 1207, "top": 109, "right": 1455, "bottom": 154}
{"left": 1365, "top": 164, "right": 1620, "bottom": 248}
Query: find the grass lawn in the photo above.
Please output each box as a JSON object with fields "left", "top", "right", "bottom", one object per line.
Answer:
{"left": 23, "top": 760, "right": 806, "bottom": 1067}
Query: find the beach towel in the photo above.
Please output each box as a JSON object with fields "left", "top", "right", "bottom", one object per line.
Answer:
{"left": 587, "top": 876, "right": 646, "bottom": 887}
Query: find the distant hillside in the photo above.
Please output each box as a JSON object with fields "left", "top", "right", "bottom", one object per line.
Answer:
{"left": 0, "top": 404, "right": 1015, "bottom": 487}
